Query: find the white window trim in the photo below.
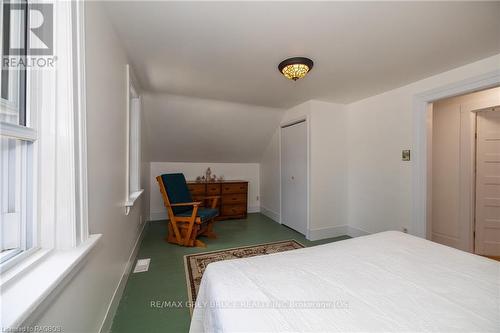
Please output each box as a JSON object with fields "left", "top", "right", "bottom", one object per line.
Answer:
{"left": 0, "top": 0, "right": 23, "bottom": 116}
{"left": 0, "top": 1, "right": 101, "bottom": 328}
{"left": 124, "top": 65, "right": 143, "bottom": 215}
{"left": 0, "top": 122, "right": 37, "bottom": 141}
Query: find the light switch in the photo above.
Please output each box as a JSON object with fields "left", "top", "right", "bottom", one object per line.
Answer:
{"left": 402, "top": 150, "right": 411, "bottom": 161}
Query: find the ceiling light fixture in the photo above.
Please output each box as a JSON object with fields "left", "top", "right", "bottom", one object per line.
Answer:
{"left": 278, "top": 57, "right": 314, "bottom": 81}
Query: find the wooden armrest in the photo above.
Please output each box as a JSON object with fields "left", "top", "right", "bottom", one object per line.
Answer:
{"left": 170, "top": 201, "right": 202, "bottom": 207}
{"left": 204, "top": 196, "right": 219, "bottom": 209}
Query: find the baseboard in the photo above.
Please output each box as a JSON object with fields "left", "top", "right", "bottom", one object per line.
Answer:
{"left": 151, "top": 206, "right": 260, "bottom": 221}
{"left": 260, "top": 206, "right": 280, "bottom": 223}
{"left": 308, "top": 225, "right": 371, "bottom": 241}
{"left": 98, "top": 221, "right": 148, "bottom": 333}
{"left": 346, "top": 226, "right": 370, "bottom": 238}
{"left": 149, "top": 210, "right": 167, "bottom": 221}
{"left": 307, "top": 225, "right": 349, "bottom": 241}
{"left": 248, "top": 206, "right": 261, "bottom": 213}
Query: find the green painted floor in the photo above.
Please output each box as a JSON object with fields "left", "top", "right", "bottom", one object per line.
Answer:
{"left": 110, "top": 213, "right": 350, "bottom": 333}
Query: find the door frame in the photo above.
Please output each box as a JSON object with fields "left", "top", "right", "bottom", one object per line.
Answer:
{"left": 411, "top": 70, "right": 500, "bottom": 239}
{"left": 279, "top": 115, "right": 311, "bottom": 239}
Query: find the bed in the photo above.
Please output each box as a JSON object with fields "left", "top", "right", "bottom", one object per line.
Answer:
{"left": 189, "top": 231, "right": 500, "bottom": 332}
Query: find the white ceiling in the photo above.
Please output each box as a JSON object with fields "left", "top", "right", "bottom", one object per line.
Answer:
{"left": 104, "top": 1, "right": 500, "bottom": 108}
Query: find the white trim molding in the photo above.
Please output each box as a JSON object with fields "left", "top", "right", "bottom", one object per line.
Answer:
{"left": 247, "top": 206, "right": 261, "bottom": 214}
{"left": 1, "top": 235, "right": 101, "bottom": 328}
{"left": 308, "top": 225, "right": 370, "bottom": 241}
{"left": 124, "top": 189, "right": 144, "bottom": 215}
{"left": 124, "top": 65, "right": 143, "bottom": 215}
{"left": 98, "top": 221, "right": 147, "bottom": 333}
{"left": 150, "top": 206, "right": 261, "bottom": 221}
{"left": 149, "top": 210, "right": 167, "bottom": 222}
{"left": 411, "top": 70, "right": 500, "bottom": 239}
{"left": 260, "top": 206, "right": 280, "bottom": 223}
{"left": 0, "top": 122, "right": 37, "bottom": 141}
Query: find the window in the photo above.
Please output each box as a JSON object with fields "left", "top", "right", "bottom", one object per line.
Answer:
{"left": 124, "top": 65, "right": 143, "bottom": 215}
{"left": 1, "top": 1, "right": 100, "bottom": 327}
{"left": 0, "top": 0, "right": 35, "bottom": 266}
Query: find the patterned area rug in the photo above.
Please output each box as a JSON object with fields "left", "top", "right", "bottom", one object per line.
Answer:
{"left": 184, "top": 240, "right": 304, "bottom": 306}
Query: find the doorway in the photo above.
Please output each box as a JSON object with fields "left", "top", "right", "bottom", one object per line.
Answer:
{"left": 429, "top": 86, "right": 500, "bottom": 256}
{"left": 280, "top": 119, "right": 308, "bottom": 235}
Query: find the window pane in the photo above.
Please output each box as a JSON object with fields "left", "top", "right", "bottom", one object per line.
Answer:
{"left": 0, "top": 137, "right": 33, "bottom": 264}
{"left": 0, "top": 0, "right": 27, "bottom": 126}
{"left": 129, "top": 96, "right": 140, "bottom": 193}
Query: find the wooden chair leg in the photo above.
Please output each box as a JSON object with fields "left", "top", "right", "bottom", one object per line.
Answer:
{"left": 168, "top": 220, "right": 182, "bottom": 244}
{"left": 194, "top": 239, "right": 207, "bottom": 247}
{"left": 183, "top": 207, "right": 199, "bottom": 246}
{"left": 201, "top": 219, "right": 217, "bottom": 239}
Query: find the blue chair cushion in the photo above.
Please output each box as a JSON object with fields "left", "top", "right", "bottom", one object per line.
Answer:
{"left": 161, "top": 173, "right": 193, "bottom": 214}
{"left": 178, "top": 208, "right": 219, "bottom": 222}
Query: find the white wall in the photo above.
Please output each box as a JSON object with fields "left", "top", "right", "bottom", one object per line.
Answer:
{"left": 347, "top": 54, "right": 500, "bottom": 235}
{"left": 260, "top": 100, "right": 351, "bottom": 239}
{"left": 142, "top": 93, "right": 284, "bottom": 163}
{"left": 33, "top": 3, "right": 150, "bottom": 332}
{"left": 309, "top": 101, "right": 349, "bottom": 236}
{"left": 259, "top": 130, "right": 280, "bottom": 222}
{"left": 260, "top": 53, "right": 500, "bottom": 240}
{"left": 150, "top": 162, "right": 260, "bottom": 221}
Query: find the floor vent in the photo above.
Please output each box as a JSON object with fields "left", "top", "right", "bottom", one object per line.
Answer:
{"left": 133, "top": 258, "right": 151, "bottom": 273}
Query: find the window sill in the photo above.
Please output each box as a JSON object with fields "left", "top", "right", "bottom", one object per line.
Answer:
{"left": 0, "top": 234, "right": 102, "bottom": 328}
{"left": 124, "top": 189, "right": 144, "bottom": 215}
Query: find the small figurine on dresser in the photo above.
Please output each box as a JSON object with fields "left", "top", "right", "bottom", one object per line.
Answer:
{"left": 204, "top": 167, "right": 218, "bottom": 182}
{"left": 205, "top": 167, "right": 212, "bottom": 182}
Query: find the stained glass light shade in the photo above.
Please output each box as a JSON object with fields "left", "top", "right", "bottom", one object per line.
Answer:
{"left": 278, "top": 57, "right": 314, "bottom": 81}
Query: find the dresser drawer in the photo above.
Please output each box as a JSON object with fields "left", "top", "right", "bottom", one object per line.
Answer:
{"left": 192, "top": 195, "right": 206, "bottom": 207}
{"left": 188, "top": 183, "right": 205, "bottom": 195}
{"left": 222, "top": 193, "right": 247, "bottom": 205}
{"left": 221, "top": 204, "right": 247, "bottom": 216}
{"left": 206, "top": 183, "right": 221, "bottom": 195}
{"left": 222, "top": 183, "right": 248, "bottom": 194}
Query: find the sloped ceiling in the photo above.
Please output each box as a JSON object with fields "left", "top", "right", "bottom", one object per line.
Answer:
{"left": 104, "top": 1, "right": 500, "bottom": 108}
{"left": 103, "top": 1, "right": 500, "bottom": 163}
{"left": 143, "top": 94, "right": 284, "bottom": 163}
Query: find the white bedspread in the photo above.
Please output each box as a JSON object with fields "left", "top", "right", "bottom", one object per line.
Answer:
{"left": 189, "top": 231, "right": 500, "bottom": 332}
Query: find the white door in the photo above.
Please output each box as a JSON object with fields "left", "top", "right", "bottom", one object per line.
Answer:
{"left": 281, "top": 120, "right": 307, "bottom": 235}
{"left": 475, "top": 108, "right": 500, "bottom": 256}
{"left": 431, "top": 101, "right": 477, "bottom": 251}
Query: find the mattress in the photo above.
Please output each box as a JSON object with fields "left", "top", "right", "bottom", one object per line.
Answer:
{"left": 189, "top": 231, "right": 500, "bottom": 332}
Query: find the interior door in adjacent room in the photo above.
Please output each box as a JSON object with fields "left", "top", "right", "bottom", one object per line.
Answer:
{"left": 431, "top": 101, "right": 473, "bottom": 251}
{"left": 475, "top": 108, "right": 500, "bottom": 256}
{"left": 281, "top": 120, "right": 307, "bottom": 235}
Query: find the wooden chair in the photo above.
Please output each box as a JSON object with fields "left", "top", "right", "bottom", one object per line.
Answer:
{"left": 156, "top": 173, "right": 219, "bottom": 247}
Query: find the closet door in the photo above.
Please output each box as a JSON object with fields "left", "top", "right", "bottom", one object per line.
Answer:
{"left": 475, "top": 109, "right": 500, "bottom": 256}
{"left": 281, "top": 120, "right": 307, "bottom": 235}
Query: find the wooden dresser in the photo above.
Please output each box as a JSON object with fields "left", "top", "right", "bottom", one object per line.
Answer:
{"left": 187, "top": 180, "right": 248, "bottom": 220}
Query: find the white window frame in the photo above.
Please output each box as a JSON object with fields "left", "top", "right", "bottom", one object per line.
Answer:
{"left": 0, "top": 0, "right": 35, "bottom": 270}
{"left": 0, "top": 0, "right": 24, "bottom": 117}
{"left": 124, "top": 64, "right": 143, "bottom": 215}
{"left": 0, "top": 1, "right": 101, "bottom": 328}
